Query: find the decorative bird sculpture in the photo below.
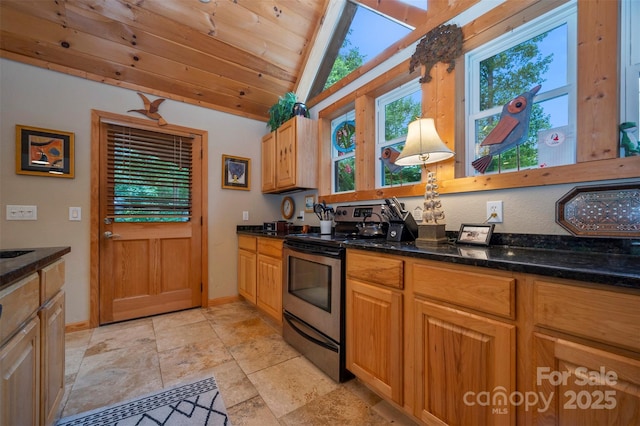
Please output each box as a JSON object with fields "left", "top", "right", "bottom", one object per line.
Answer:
{"left": 472, "top": 85, "right": 541, "bottom": 173}
{"left": 128, "top": 92, "right": 167, "bottom": 126}
{"left": 380, "top": 146, "right": 403, "bottom": 174}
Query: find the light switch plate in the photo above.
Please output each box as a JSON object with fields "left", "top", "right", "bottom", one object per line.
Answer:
{"left": 69, "top": 207, "right": 82, "bottom": 221}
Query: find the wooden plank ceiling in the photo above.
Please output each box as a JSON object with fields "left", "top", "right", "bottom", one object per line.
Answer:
{"left": 0, "top": 0, "right": 330, "bottom": 121}
{"left": 0, "top": 0, "right": 426, "bottom": 122}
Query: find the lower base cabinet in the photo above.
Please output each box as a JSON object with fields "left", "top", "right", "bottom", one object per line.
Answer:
{"left": 533, "top": 333, "right": 640, "bottom": 425}
{"left": 237, "top": 235, "right": 283, "bottom": 323}
{"left": 345, "top": 249, "right": 640, "bottom": 426}
{"left": 40, "top": 291, "right": 65, "bottom": 426}
{"left": 0, "top": 317, "right": 41, "bottom": 426}
{"left": 413, "top": 299, "right": 515, "bottom": 426}
{"left": 346, "top": 279, "right": 403, "bottom": 404}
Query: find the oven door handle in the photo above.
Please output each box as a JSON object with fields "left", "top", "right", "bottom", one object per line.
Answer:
{"left": 284, "top": 313, "right": 338, "bottom": 353}
{"left": 284, "top": 243, "right": 343, "bottom": 258}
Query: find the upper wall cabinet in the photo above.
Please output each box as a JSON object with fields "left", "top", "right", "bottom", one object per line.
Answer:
{"left": 262, "top": 116, "right": 318, "bottom": 193}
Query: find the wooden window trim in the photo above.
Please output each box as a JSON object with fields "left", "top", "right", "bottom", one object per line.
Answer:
{"left": 315, "top": 0, "right": 639, "bottom": 205}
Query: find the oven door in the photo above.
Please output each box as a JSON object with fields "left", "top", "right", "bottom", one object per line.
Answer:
{"left": 282, "top": 242, "right": 343, "bottom": 342}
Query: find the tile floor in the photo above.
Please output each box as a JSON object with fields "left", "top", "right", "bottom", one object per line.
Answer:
{"left": 59, "top": 301, "right": 419, "bottom": 425}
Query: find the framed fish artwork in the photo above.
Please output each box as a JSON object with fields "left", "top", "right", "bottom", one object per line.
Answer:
{"left": 221, "top": 154, "right": 250, "bottom": 190}
{"left": 15, "top": 124, "right": 75, "bottom": 178}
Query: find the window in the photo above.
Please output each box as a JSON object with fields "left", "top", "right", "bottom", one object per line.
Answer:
{"left": 621, "top": 0, "right": 640, "bottom": 128}
{"left": 375, "top": 80, "right": 422, "bottom": 188}
{"left": 106, "top": 125, "right": 193, "bottom": 222}
{"left": 465, "top": 2, "right": 577, "bottom": 176}
{"left": 331, "top": 111, "right": 356, "bottom": 193}
{"left": 308, "top": 1, "right": 413, "bottom": 98}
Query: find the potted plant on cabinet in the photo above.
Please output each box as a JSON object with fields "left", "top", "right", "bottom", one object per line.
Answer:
{"left": 267, "top": 92, "right": 310, "bottom": 132}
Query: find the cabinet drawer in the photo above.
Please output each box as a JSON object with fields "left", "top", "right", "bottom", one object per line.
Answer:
{"left": 0, "top": 273, "right": 39, "bottom": 344}
{"left": 238, "top": 235, "right": 257, "bottom": 252}
{"left": 257, "top": 238, "right": 283, "bottom": 258}
{"left": 40, "top": 259, "right": 65, "bottom": 304}
{"left": 534, "top": 280, "right": 640, "bottom": 351}
{"left": 347, "top": 250, "right": 404, "bottom": 289}
{"left": 411, "top": 261, "right": 515, "bottom": 319}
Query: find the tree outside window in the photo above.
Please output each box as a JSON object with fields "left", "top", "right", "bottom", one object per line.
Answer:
{"left": 467, "top": 3, "right": 576, "bottom": 175}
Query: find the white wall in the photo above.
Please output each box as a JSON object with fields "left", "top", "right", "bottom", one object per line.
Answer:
{"left": 0, "top": 59, "right": 285, "bottom": 324}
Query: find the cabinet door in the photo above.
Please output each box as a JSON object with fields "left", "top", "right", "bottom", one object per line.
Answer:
{"left": 414, "top": 299, "right": 515, "bottom": 426}
{"left": 256, "top": 254, "right": 282, "bottom": 322}
{"left": 238, "top": 249, "right": 257, "bottom": 304}
{"left": 533, "top": 333, "right": 640, "bottom": 425}
{"left": 40, "top": 291, "right": 65, "bottom": 426}
{"left": 346, "top": 279, "right": 403, "bottom": 404}
{"left": 261, "top": 131, "right": 277, "bottom": 192}
{"left": 276, "top": 118, "right": 296, "bottom": 189}
{"left": 0, "top": 317, "right": 40, "bottom": 426}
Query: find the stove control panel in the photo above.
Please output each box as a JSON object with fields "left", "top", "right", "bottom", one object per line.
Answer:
{"left": 334, "top": 204, "right": 385, "bottom": 223}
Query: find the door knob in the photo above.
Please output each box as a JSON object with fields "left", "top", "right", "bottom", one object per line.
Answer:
{"left": 104, "top": 231, "right": 121, "bottom": 239}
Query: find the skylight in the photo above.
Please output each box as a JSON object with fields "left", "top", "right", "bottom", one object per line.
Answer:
{"left": 308, "top": 1, "right": 414, "bottom": 99}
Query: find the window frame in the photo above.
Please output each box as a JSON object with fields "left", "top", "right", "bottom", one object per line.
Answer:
{"left": 331, "top": 110, "right": 357, "bottom": 194}
{"left": 464, "top": 2, "right": 577, "bottom": 176}
{"left": 374, "top": 79, "right": 422, "bottom": 189}
{"left": 621, "top": 0, "right": 640, "bottom": 124}
{"left": 313, "top": 0, "right": 638, "bottom": 205}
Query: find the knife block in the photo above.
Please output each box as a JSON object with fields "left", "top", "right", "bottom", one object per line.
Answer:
{"left": 386, "top": 212, "right": 418, "bottom": 242}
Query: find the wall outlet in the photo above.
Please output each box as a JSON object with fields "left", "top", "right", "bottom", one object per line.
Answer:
{"left": 242, "top": 211, "right": 249, "bottom": 221}
{"left": 299, "top": 210, "right": 305, "bottom": 221}
{"left": 6, "top": 205, "right": 37, "bottom": 220}
{"left": 486, "top": 201, "right": 503, "bottom": 223}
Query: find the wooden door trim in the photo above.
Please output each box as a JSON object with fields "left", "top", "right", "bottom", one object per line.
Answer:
{"left": 89, "top": 109, "right": 208, "bottom": 329}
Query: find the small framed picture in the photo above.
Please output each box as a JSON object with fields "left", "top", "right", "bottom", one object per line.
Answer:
{"left": 456, "top": 223, "right": 495, "bottom": 246}
{"left": 221, "top": 154, "right": 250, "bottom": 190}
{"left": 304, "top": 194, "right": 316, "bottom": 213}
{"left": 16, "top": 125, "right": 75, "bottom": 178}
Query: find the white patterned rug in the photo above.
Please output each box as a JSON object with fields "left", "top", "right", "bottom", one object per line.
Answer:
{"left": 56, "top": 376, "right": 230, "bottom": 425}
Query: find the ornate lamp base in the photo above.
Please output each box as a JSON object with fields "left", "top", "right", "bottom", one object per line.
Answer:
{"left": 415, "top": 223, "right": 447, "bottom": 247}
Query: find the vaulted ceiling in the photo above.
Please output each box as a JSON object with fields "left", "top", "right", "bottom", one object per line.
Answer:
{"left": 0, "top": 0, "right": 426, "bottom": 122}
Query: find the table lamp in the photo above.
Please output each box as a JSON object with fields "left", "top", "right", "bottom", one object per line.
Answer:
{"left": 394, "top": 117, "right": 454, "bottom": 245}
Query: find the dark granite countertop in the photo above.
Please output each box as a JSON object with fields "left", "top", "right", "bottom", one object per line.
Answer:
{"left": 0, "top": 247, "right": 71, "bottom": 290}
{"left": 237, "top": 225, "right": 640, "bottom": 290}
{"left": 236, "top": 227, "right": 291, "bottom": 239}
{"left": 345, "top": 239, "right": 640, "bottom": 290}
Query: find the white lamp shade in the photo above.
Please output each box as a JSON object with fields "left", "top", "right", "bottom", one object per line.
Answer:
{"left": 394, "top": 118, "right": 455, "bottom": 166}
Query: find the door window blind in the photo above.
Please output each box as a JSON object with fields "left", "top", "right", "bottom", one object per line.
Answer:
{"left": 106, "top": 125, "right": 193, "bottom": 222}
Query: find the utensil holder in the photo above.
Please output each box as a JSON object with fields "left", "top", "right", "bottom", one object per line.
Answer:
{"left": 320, "top": 220, "right": 333, "bottom": 235}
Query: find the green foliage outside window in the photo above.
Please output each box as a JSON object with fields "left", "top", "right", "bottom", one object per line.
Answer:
{"left": 325, "top": 35, "right": 365, "bottom": 90}
{"left": 476, "top": 32, "right": 555, "bottom": 172}
{"left": 335, "top": 157, "right": 355, "bottom": 192}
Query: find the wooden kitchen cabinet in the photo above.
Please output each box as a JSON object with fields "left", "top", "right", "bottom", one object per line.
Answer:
{"left": 410, "top": 260, "right": 516, "bottom": 425}
{"left": 261, "top": 116, "right": 317, "bottom": 193}
{"left": 39, "top": 258, "right": 66, "bottom": 426}
{"left": 0, "top": 258, "right": 67, "bottom": 426}
{"left": 531, "top": 278, "right": 640, "bottom": 425}
{"left": 0, "top": 316, "right": 40, "bottom": 426}
{"left": 346, "top": 250, "right": 404, "bottom": 405}
{"left": 237, "top": 235, "right": 257, "bottom": 303}
{"left": 237, "top": 235, "right": 283, "bottom": 323}
{"left": 256, "top": 238, "right": 283, "bottom": 323}
{"left": 40, "top": 291, "right": 65, "bottom": 426}
{"left": 413, "top": 299, "right": 515, "bottom": 425}
{"left": 343, "top": 249, "right": 640, "bottom": 425}
{"left": 0, "top": 272, "right": 41, "bottom": 426}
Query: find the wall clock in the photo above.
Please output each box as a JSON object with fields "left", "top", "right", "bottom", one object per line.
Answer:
{"left": 281, "top": 196, "right": 295, "bottom": 220}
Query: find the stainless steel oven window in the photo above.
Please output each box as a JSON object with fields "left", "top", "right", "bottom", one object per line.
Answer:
{"left": 288, "top": 256, "right": 332, "bottom": 312}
